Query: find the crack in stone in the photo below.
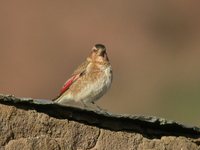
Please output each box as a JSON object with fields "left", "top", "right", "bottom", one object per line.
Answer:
{"left": 88, "top": 129, "right": 101, "bottom": 150}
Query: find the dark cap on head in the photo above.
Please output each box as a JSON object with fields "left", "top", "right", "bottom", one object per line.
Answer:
{"left": 95, "top": 44, "right": 106, "bottom": 50}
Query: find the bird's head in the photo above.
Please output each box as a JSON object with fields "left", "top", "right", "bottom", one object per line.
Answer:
{"left": 89, "top": 44, "right": 109, "bottom": 62}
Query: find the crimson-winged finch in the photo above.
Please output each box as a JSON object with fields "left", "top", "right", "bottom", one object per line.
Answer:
{"left": 53, "top": 44, "right": 113, "bottom": 107}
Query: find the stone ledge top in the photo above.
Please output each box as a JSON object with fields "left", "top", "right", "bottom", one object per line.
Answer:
{"left": 0, "top": 94, "right": 199, "bottom": 138}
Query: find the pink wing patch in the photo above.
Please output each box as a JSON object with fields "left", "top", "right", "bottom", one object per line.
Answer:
{"left": 60, "top": 74, "right": 80, "bottom": 95}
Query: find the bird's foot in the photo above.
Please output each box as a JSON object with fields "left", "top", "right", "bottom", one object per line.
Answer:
{"left": 81, "top": 102, "right": 107, "bottom": 113}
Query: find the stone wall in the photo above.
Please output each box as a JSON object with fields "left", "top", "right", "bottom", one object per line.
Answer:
{"left": 0, "top": 95, "right": 199, "bottom": 150}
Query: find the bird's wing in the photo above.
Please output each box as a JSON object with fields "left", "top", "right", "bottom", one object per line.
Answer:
{"left": 59, "top": 74, "right": 80, "bottom": 95}
{"left": 52, "top": 60, "right": 89, "bottom": 101}
{"left": 59, "top": 61, "right": 89, "bottom": 96}
{"left": 52, "top": 74, "right": 80, "bottom": 101}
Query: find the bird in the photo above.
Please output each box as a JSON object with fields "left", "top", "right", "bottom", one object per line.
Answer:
{"left": 53, "top": 44, "right": 113, "bottom": 108}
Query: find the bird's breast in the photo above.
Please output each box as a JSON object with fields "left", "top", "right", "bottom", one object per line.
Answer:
{"left": 82, "top": 65, "right": 112, "bottom": 103}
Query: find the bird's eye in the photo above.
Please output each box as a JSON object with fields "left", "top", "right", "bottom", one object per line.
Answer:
{"left": 93, "top": 49, "right": 98, "bottom": 52}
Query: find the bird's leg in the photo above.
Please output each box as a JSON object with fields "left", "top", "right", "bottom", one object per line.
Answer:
{"left": 80, "top": 101, "right": 107, "bottom": 112}
{"left": 80, "top": 101, "right": 87, "bottom": 108}
{"left": 91, "top": 102, "right": 101, "bottom": 110}
{"left": 91, "top": 102, "right": 108, "bottom": 112}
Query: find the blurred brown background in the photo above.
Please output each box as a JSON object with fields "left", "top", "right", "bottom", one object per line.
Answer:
{"left": 0, "top": 1, "right": 200, "bottom": 126}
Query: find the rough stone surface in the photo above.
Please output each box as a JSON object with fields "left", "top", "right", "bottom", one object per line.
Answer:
{"left": 0, "top": 95, "right": 199, "bottom": 150}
